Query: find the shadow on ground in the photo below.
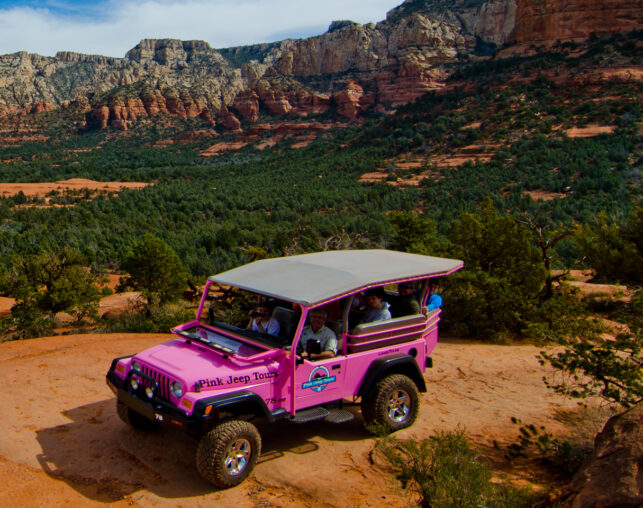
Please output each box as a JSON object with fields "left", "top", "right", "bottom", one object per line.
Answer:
{"left": 36, "top": 399, "right": 373, "bottom": 502}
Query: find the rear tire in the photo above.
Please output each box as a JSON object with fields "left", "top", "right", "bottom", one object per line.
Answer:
{"left": 116, "top": 401, "right": 159, "bottom": 431}
{"left": 196, "top": 419, "right": 261, "bottom": 488}
{"left": 362, "top": 374, "right": 419, "bottom": 433}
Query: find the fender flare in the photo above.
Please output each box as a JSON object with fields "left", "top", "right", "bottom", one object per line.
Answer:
{"left": 193, "top": 390, "right": 273, "bottom": 422}
{"left": 358, "top": 354, "right": 427, "bottom": 398}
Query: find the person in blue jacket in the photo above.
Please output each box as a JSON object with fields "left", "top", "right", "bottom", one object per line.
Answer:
{"left": 425, "top": 283, "right": 443, "bottom": 312}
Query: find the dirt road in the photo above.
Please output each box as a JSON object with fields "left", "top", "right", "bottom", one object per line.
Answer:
{"left": 0, "top": 333, "right": 581, "bottom": 507}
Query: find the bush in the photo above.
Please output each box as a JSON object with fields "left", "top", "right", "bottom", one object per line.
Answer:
{"left": 539, "top": 328, "right": 643, "bottom": 408}
{"left": 380, "top": 429, "right": 542, "bottom": 508}
{"left": 119, "top": 234, "right": 189, "bottom": 306}
{"left": 101, "top": 303, "right": 195, "bottom": 333}
{"left": 0, "top": 249, "right": 102, "bottom": 338}
{"left": 1, "top": 300, "right": 55, "bottom": 341}
{"left": 575, "top": 202, "right": 643, "bottom": 284}
{"left": 502, "top": 416, "right": 596, "bottom": 477}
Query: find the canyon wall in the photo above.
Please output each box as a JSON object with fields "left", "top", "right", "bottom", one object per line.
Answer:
{"left": 513, "top": 0, "right": 643, "bottom": 44}
{"left": 0, "top": 0, "right": 640, "bottom": 130}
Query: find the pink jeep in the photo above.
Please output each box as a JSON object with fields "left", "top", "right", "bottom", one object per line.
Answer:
{"left": 106, "top": 249, "right": 462, "bottom": 488}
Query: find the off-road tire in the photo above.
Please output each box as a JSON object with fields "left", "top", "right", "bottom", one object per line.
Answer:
{"left": 362, "top": 374, "right": 419, "bottom": 433}
{"left": 196, "top": 419, "right": 261, "bottom": 488}
{"left": 116, "top": 401, "right": 159, "bottom": 431}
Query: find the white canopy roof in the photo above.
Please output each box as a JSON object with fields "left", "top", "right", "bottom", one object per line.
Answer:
{"left": 210, "top": 249, "right": 463, "bottom": 307}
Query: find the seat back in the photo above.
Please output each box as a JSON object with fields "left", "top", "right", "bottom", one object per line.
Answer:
{"left": 346, "top": 313, "right": 432, "bottom": 353}
{"left": 325, "top": 320, "right": 342, "bottom": 351}
{"left": 272, "top": 306, "right": 299, "bottom": 341}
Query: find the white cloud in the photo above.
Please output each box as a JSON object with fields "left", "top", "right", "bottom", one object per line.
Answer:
{"left": 0, "top": 0, "right": 400, "bottom": 57}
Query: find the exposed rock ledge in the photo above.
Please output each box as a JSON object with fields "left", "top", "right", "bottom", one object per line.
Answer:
{"left": 566, "top": 404, "right": 643, "bottom": 508}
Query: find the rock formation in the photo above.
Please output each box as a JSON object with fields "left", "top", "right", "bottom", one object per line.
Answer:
{"left": 0, "top": 0, "right": 640, "bottom": 131}
{"left": 566, "top": 404, "right": 643, "bottom": 507}
{"left": 513, "top": 0, "right": 643, "bottom": 44}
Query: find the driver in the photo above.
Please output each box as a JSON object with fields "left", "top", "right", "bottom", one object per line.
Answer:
{"left": 299, "top": 308, "right": 337, "bottom": 360}
{"left": 247, "top": 301, "right": 280, "bottom": 336}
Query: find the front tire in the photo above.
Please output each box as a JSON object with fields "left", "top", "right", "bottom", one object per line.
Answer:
{"left": 196, "top": 419, "right": 261, "bottom": 488}
{"left": 116, "top": 401, "right": 159, "bottom": 431}
{"left": 362, "top": 374, "right": 419, "bottom": 433}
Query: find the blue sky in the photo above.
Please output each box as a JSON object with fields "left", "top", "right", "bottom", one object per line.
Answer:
{"left": 0, "top": 0, "right": 400, "bottom": 57}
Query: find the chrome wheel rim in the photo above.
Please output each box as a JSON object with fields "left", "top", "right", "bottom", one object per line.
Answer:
{"left": 224, "top": 438, "right": 251, "bottom": 476}
{"left": 387, "top": 389, "right": 411, "bottom": 422}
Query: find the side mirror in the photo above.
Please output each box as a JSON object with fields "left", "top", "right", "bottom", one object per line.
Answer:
{"left": 306, "top": 339, "right": 322, "bottom": 356}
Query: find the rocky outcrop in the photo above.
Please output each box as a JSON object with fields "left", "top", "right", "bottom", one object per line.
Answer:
{"left": 125, "top": 39, "right": 223, "bottom": 67}
{"left": 87, "top": 89, "right": 217, "bottom": 130}
{"left": 513, "top": 0, "right": 643, "bottom": 44}
{"left": 215, "top": 106, "right": 241, "bottom": 132}
{"left": 0, "top": 38, "right": 243, "bottom": 126}
{"left": 333, "top": 81, "right": 365, "bottom": 120}
{"left": 566, "top": 404, "right": 643, "bottom": 507}
{"left": 386, "top": 0, "right": 517, "bottom": 46}
{"left": 459, "top": 0, "right": 518, "bottom": 46}
{"left": 233, "top": 90, "right": 260, "bottom": 122}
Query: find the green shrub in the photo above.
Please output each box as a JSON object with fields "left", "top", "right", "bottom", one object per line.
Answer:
{"left": 380, "top": 429, "right": 543, "bottom": 508}
{"left": 102, "top": 303, "right": 195, "bottom": 333}
{"left": 0, "top": 300, "right": 55, "bottom": 340}
{"left": 502, "top": 416, "right": 595, "bottom": 476}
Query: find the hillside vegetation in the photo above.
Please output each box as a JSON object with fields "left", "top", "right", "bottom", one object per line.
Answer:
{"left": 0, "top": 30, "right": 640, "bottom": 342}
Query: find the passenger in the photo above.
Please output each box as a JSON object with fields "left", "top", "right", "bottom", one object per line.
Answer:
{"left": 299, "top": 309, "right": 337, "bottom": 360}
{"left": 426, "top": 293, "right": 443, "bottom": 311}
{"left": 389, "top": 281, "right": 420, "bottom": 318}
{"left": 247, "top": 301, "right": 280, "bottom": 336}
{"left": 424, "top": 284, "right": 443, "bottom": 313}
{"left": 360, "top": 287, "right": 392, "bottom": 324}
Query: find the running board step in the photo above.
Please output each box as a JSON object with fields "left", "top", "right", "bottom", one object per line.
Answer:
{"left": 291, "top": 407, "right": 330, "bottom": 423}
{"left": 324, "top": 409, "right": 354, "bottom": 424}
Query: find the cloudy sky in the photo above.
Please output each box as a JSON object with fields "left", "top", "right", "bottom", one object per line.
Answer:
{"left": 0, "top": 0, "right": 400, "bottom": 58}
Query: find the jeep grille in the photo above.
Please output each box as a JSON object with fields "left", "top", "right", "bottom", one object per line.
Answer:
{"left": 140, "top": 365, "right": 172, "bottom": 401}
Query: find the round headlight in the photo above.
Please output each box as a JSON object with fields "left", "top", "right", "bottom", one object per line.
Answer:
{"left": 171, "top": 381, "right": 183, "bottom": 398}
{"left": 145, "top": 386, "right": 154, "bottom": 399}
{"left": 131, "top": 361, "right": 141, "bottom": 371}
{"left": 130, "top": 377, "right": 139, "bottom": 390}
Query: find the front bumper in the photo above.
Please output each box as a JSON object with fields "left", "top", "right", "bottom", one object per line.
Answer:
{"left": 106, "top": 368, "right": 202, "bottom": 431}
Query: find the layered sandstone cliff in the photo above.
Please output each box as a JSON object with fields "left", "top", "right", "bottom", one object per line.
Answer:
{"left": 0, "top": 0, "right": 640, "bottom": 131}
{"left": 513, "top": 0, "right": 643, "bottom": 44}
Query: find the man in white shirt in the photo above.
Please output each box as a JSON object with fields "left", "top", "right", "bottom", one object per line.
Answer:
{"left": 247, "top": 302, "right": 280, "bottom": 336}
{"left": 299, "top": 308, "right": 337, "bottom": 360}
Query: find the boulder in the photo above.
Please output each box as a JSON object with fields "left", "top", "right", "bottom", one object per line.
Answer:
{"left": 567, "top": 404, "right": 643, "bottom": 508}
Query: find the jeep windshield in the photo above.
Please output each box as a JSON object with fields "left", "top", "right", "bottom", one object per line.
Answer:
{"left": 191, "top": 283, "right": 296, "bottom": 351}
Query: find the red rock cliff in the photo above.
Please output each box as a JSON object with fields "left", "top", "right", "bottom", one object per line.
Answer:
{"left": 513, "top": 0, "right": 643, "bottom": 44}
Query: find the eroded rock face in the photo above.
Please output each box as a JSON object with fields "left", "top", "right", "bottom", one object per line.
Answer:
{"left": 333, "top": 81, "right": 365, "bottom": 120}
{"left": 215, "top": 106, "right": 241, "bottom": 132}
{"left": 513, "top": 0, "right": 643, "bottom": 44}
{"left": 0, "top": 0, "right": 640, "bottom": 130}
{"left": 387, "top": 0, "right": 517, "bottom": 46}
{"left": 233, "top": 90, "right": 260, "bottom": 122}
{"left": 567, "top": 404, "right": 643, "bottom": 508}
{"left": 125, "top": 39, "right": 221, "bottom": 67}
